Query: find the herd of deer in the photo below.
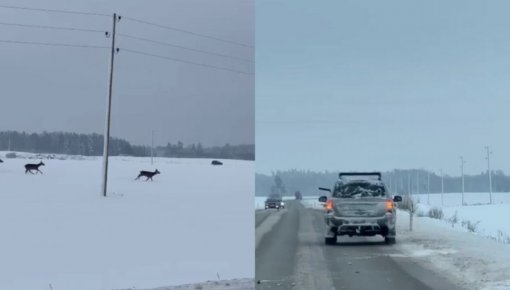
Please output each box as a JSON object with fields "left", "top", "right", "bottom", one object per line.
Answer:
{"left": 0, "top": 158, "right": 223, "bottom": 181}
{"left": 0, "top": 158, "right": 162, "bottom": 181}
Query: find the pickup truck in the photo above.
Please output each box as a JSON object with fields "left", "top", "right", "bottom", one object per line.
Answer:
{"left": 319, "top": 172, "right": 402, "bottom": 245}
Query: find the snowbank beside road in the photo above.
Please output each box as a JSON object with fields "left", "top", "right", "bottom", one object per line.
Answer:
{"left": 396, "top": 209, "right": 510, "bottom": 290}
{"left": 409, "top": 192, "right": 510, "bottom": 244}
{"left": 0, "top": 155, "right": 254, "bottom": 290}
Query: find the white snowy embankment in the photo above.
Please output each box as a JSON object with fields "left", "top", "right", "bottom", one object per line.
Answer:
{"left": 0, "top": 152, "right": 254, "bottom": 290}
{"left": 411, "top": 193, "right": 510, "bottom": 244}
{"left": 396, "top": 209, "right": 510, "bottom": 290}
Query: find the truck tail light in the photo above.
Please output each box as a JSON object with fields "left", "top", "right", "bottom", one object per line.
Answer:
{"left": 386, "top": 200, "right": 394, "bottom": 211}
{"left": 325, "top": 199, "right": 334, "bottom": 211}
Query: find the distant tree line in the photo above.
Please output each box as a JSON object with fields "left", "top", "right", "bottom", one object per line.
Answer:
{"left": 158, "top": 142, "right": 254, "bottom": 160}
{"left": 256, "top": 169, "right": 510, "bottom": 196}
{"left": 0, "top": 131, "right": 254, "bottom": 160}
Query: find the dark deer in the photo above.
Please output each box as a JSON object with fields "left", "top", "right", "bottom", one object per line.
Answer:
{"left": 135, "top": 169, "right": 160, "bottom": 181}
{"left": 25, "top": 161, "right": 45, "bottom": 174}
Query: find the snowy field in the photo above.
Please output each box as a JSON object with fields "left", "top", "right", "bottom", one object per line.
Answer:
{"left": 137, "top": 278, "right": 254, "bottom": 290}
{"left": 411, "top": 192, "right": 510, "bottom": 245}
{"left": 0, "top": 152, "right": 254, "bottom": 290}
{"left": 411, "top": 191, "right": 510, "bottom": 207}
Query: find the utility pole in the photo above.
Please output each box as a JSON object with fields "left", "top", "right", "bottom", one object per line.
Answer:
{"left": 389, "top": 173, "right": 393, "bottom": 193}
{"left": 460, "top": 156, "right": 466, "bottom": 206}
{"left": 485, "top": 146, "right": 493, "bottom": 204}
{"left": 408, "top": 172, "right": 411, "bottom": 196}
{"left": 427, "top": 171, "right": 430, "bottom": 205}
{"left": 440, "top": 168, "right": 444, "bottom": 206}
{"left": 151, "top": 130, "right": 154, "bottom": 165}
{"left": 101, "top": 13, "right": 119, "bottom": 197}
{"left": 394, "top": 174, "right": 398, "bottom": 194}
{"left": 416, "top": 170, "right": 420, "bottom": 195}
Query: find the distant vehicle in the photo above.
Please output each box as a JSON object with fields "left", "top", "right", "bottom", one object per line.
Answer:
{"left": 24, "top": 161, "right": 45, "bottom": 174}
{"left": 265, "top": 194, "right": 285, "bottom": 210}
{"left": 135, "top": 169, "right": 160, "bottom": 181}
{"left": 318, "top": 172, "right": 402, "bottom": 245}
{"left": 294, "top": 191, "right": 303, "bottom": 200}
{"left": 211, "top": 160, "right": 223, "bottom": 166}
{"left": 0, "top": 158, "right": 3, "bottom": 163}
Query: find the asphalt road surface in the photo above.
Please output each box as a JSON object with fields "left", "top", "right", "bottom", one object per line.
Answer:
{"left": 255, "top": 201, "right": 464, "bottom": 290}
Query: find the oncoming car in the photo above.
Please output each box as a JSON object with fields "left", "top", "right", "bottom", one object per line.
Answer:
{"left": 264, "top": 194, "right": 285, "bottom": 210}
{"left": 318, "top": 172, "right": 402, "bottom": 245}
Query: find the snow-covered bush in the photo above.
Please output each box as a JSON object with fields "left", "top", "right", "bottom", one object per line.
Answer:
{"left": 416, "top": 210, "right": 426, "bottom": 217}
{"left": 5, "top": 152, "right": 16, "bottom": 159}
{"left": 447, "top": 211, "right": 458, "bottom": 228}
{"left": 461, "top": 220, "right": 480, "bottom": 233}
{"left": 497, "top": 230, "right": 510, "bottom": 244}
{"left": 428, "top": 207, "right": 444, "bottom": 220}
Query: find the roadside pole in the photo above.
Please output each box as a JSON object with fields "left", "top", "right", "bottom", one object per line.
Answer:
{"left": 440, "top": 169, "right": 444, "bottom": 207}
{"left": 151, "top": 130, "right": 154, "bottom": 165}
{"left": 101, "top": 13, "right": 118, "bottom": 197}
{"left": 427, "top": 171, "right": 430, "bottom": 205}
{"left": 460, "top": 156, "right": 465, "bottom": 206}
{"left": 485, "top": 146, "right": 493, "bottom": 204}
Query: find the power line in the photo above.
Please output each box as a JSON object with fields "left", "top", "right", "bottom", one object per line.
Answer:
{"left": 0, "top": 21, "right": 107, "bottom": 33}
{"left": 0, "top": 4, "right": 109, "bottom": 17}
{"left": 118, "top": 33, "right": 253, "bottom": 63}
{"left": 122, "top": 16, "right": 254, "bottom": 49}
{"left": 119, "top": 48, "right": 254, "bottom": 76}
{"left": 0, "top": 39, "right": 108, "bottom": 49}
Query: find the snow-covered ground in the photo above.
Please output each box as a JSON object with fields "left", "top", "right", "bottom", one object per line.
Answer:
{"left": 0, "top": 152, "right": 254, "bottom": 290}
{"left": 396, "top": 210, "right": 510, "bottom": 290}
{"left": 411, "top": 192, "right": 510, "bottom": 207}
{"left": 411, "top": 193, "right": 510, "bottom": 244}
{"left": 131, "top": 278, "right": 254, "bottom": 290}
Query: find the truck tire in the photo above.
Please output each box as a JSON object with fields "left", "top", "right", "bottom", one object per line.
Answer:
{"left": 385, "top": 236, "right": 396, "bottom": 244}
{"left": 325, "top": 237, "right": 336, "bottom": 245}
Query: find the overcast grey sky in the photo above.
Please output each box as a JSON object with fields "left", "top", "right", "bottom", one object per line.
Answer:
{"left": 257, "top": 0, "right": 510, "bottom": 176}
{"left": 1, "top": 0, "right": 253, "bottom": 146}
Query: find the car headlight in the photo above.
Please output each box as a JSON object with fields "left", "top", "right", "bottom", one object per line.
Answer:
{"left": 281, "top": 202, "right": 284, "bottom": 206}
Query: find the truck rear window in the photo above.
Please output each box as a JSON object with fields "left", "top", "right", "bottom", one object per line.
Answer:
{"left": 333, "top": 182, "right": 386, "bottom": 198}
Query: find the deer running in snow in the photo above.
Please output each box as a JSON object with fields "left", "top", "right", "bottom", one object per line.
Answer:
{"left": 25, "top": 161, "right": 45, "bottom": 174}
{"left": 135, "top": 169, "right": 160, "bottom": 181}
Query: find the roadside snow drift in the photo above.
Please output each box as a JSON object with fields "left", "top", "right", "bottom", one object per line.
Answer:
{"left": 0, "top": 153, "right": 254, "bottom": 290}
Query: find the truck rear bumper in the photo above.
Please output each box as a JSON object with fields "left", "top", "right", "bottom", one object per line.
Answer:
{"left": 324, "top": 213, "right": 396, "bottom": 237}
